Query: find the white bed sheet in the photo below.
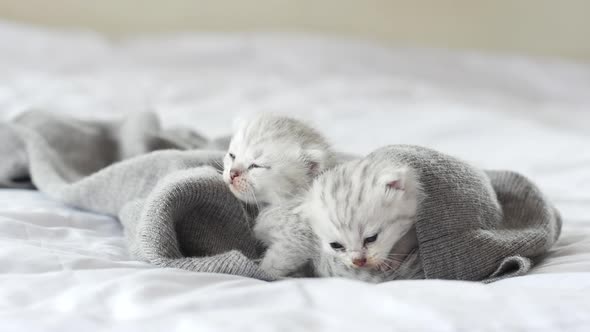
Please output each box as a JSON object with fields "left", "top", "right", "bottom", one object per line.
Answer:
{"left": 1, "top": 21, "right": 590, "bottom": 331}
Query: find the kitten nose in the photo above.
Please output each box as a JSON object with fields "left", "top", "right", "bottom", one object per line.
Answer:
{"left": 352, "top": 257, "right": 367, "bottom": 267}
{"left": 230, "top": 169, "right": 242, "bottom": 181}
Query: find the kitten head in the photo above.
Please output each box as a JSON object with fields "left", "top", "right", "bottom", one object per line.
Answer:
{"left": 302, "top": 159, "right": 420, "bottom": 271}
{"left": 224, "top": 113, "right": 335, "bottom": 205}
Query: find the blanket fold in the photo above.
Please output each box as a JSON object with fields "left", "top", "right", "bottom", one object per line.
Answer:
{"left": 370, "top": 146, "right": 562, "bottom": 282}
{"left": 0, "top": 111, "right": 562, "bottom": 282}
{"left": 2, "top": 111, "right": 272, "bottom": 280}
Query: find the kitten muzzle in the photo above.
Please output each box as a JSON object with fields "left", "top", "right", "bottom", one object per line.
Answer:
{"left": 352, "top": 257, "right": 367, "bottom": 267}
{"left": 229, "top": 168, "right": 242, "bottom": 182}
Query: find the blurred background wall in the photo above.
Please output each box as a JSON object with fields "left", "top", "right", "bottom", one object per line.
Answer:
{"left": 0, "top": 0, "right": 588, "bottom": 60}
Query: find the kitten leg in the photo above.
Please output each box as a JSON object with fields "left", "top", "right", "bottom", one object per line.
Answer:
{"left": 259, "top": 242, "right": 309, "bottom": 278}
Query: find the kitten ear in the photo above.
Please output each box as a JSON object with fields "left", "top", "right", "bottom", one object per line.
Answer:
{"left": 303, "top": 149, "right": 327, "bottom": 176}
{"left": 381, "top": 168, "right": 409, "bottom": 191}
{"left": 387, "top": 179, "right": 404, "bottom": 190}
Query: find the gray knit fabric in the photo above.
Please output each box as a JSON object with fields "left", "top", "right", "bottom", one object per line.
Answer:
{"left": 368, "top": 145, "right": 562, "bottom": 282}
{"left": 1, "top": 111, "right": 272, "bottom": 280}
{"left": 0, "top": 112, "right": 562, "bottom": 282}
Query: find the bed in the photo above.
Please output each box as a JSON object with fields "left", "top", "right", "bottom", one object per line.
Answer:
{"left": 1, "top": 21, "right": 590, "bottom": 331}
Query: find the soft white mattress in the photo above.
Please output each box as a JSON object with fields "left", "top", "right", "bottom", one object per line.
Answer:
{"left": 1, "top": 21, "right": 590, "bottom": 331}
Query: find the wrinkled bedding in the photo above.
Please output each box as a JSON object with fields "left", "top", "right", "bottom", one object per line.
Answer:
{"left": 1, "top": 21, "right": 590, "bottom": 331}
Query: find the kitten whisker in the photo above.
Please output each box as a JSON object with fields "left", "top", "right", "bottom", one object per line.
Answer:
{"left": 239, "top": 187, "right": 256, "bottom": 223}
{"left": 248, "top": 186, "right": 261, "bottom": 216}
{"left": 212, "top": 158, "right": 224, "bottom": 171}
{"left": 379, "top": 261, "right": 394, "bottom": 270}
{"left": 383, "top": 257, "right": 405, "bottom": 264}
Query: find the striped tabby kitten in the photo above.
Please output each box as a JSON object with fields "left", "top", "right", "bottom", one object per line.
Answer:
{"left": 256, "top": 158, "right": 423, "bottom": 282}
{"left": 223, "top": 113, "right": 336, "bottom": 206}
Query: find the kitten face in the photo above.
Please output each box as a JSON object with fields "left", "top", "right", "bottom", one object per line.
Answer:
{"left": 224, "top": 141, "right": 313, "bottom": 205}
{"left": 303, "top": 160, "right": 419, "bottom": 271}
{"left": 224, "top": 114, "right": 332, "bottom": 205}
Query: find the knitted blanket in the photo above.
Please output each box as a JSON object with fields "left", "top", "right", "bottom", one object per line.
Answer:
{"left": 368, "top": 145, "right": 562, "bottom": 282}
{"left": 1, "top": 111, "right": 272, "bottom": 280}
{"left": 0, "top": 111, "right": 562, "bottom": 282}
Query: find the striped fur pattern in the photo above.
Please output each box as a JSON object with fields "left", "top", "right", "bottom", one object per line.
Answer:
{"left": 223, "top": 113, "right": 336, "bottom": 206}
{"left": 256, "top": 157, "right": 424, "bottom": 282}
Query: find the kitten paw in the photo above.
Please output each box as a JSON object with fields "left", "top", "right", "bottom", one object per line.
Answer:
{"left": 259, "top": 260, "right": 290, "bottom": 279}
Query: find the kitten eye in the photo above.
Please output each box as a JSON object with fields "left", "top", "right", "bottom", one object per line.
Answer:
{"left": 329, "top": 242, "right": 345, "bottom": 251}
{"left": 248, "top": 163, "right": 269, "bottom": 170}
{"left": 228, "top": 153, "right": 235, "bottom": 160}
{"left": 363, "top": 234, "right": 378, "bottom": 245}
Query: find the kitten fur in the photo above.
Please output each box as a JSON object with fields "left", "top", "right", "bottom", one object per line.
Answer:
{"left": 223, "top": 113, "right": 337, "bottom": 206}
{"left": 254, "top": 202, "right": 317, "bottom": 277}
{"left": 256, "top": 157, "right": 424, "bottom": 282}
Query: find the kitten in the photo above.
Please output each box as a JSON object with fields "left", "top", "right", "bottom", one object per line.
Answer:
{"left": 223, "top": 113, "right": 336, "bottom": 207}
{"left": 256, "top": 158, "right": 423, "bottom": 282}
{"left": 254, "top": 202, "right": 317, "bottom": 278}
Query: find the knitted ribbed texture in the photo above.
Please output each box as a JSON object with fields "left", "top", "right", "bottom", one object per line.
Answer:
{"left": 1, "top": 112, "right": 562, "bottom": 282}
{"left": 368, "top": 145, "right": 562, "bottom": 281}
{"left": 2, "top": 111, "right": 273, "bottom": 280}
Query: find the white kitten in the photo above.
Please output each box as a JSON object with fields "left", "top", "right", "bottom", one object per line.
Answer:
{"left": 223, "top": 113, "right": 336, "bottom": 206}
{"left": 306, "top": 158, "right": 422, "bottom": 282}
{"left": 257, "top": 158, "right": 423, "bottom": 282}
{"left": 254, "top": 202, "right": 316, "bottom": 277}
